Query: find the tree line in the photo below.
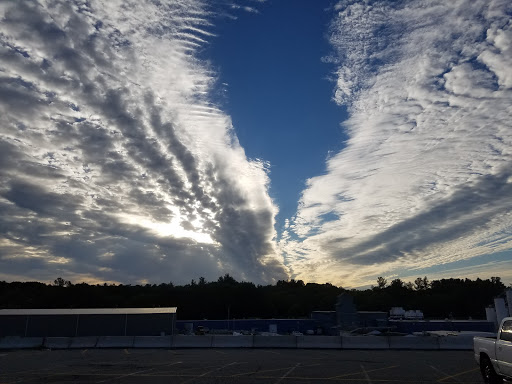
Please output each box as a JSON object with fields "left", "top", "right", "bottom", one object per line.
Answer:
{"left": 0, "top": 275, "right": 507, "bottom": 320}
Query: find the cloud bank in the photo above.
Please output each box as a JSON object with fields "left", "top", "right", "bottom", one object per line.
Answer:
{"left": 0, "top": 0, "right": 287, "bottom": 284}
{"left": 282, "top": 0, "right": 512, "bottom": 287}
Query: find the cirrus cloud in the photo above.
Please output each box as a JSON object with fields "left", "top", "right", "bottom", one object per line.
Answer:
{"left": 282, "top": 0, "right": 512, "bottom": 287}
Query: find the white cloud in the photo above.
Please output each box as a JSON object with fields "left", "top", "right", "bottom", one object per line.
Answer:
{"left": 282, "top": 0, "right": 512, "bottom": 287}
{"left": 0, "top": 0, "right": 286, "bottom": 284}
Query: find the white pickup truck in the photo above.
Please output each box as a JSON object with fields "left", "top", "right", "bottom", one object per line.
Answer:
{"left": 474, "top": 317, "right": 512, "bottom": 383}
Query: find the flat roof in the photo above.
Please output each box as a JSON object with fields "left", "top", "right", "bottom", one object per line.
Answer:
{"left": 388, "top": 319, "right": 491, "bottom": 323}
{"left": 0, "top": 308, "right": 177, "bottom": 315}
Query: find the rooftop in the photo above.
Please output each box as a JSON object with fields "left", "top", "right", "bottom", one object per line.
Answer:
{"left": 0, "top": 308, "right": 177, "bottom": 315}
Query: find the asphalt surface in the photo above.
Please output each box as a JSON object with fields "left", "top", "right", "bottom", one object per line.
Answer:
{"left": 0, "top": 349, "right": 483, "bottom": 384}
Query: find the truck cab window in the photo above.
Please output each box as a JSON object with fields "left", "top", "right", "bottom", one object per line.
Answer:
{"left": 501, "top": 320, "right": 512, "bottom": 343}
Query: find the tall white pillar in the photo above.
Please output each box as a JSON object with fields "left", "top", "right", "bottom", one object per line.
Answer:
{"left": 495, "top": 298, "right": 508, "bottom": 326}
{"left": 506, "top": 289, "right": 512, "bottom": 317}
{"left": 486, "top": 306, "right": 497, "bottom": 329}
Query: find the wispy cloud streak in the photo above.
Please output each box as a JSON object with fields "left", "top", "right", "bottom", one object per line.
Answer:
{"left": 282, "top": 0, "right": 512, "bottom": 287}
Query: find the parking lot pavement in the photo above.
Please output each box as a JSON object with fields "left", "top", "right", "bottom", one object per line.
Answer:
{"left": 0, "top": 349, "right": 482, "bottom": 384}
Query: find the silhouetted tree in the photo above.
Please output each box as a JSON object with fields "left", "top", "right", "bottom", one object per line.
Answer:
{"left": 375, "top": 276, "right": 387, "bottom": 289}
{"left": 53, "top": 277, "right": 71, "bottom": 287}
{"left": 414, "top": 276, "right": 430, "bottom": 290}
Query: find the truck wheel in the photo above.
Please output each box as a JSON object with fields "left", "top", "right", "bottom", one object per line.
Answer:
{"left": 480, "top": 357, "right": 503, "bottom": 384}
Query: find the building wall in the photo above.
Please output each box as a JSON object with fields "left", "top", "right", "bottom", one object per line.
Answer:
{"left": 176, "top": 319, "right": 318, "bottom": 334}
{"left": 335, "top": 293, "right": 358, "bottom": 330}
{"left": 0, "top": 313, "right": 176, "bottom": 337}
{"left": 311, "top": 311, "right": 389, "bottom": 330}
{"left": 357, "top": 312, "right": 388, "bottom": 327}
{"left": 390, "top": 320, "right": 495, "bottom": 333}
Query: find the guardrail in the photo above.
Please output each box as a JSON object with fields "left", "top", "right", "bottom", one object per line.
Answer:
{"left": 0, "top": 335, "right": 474, "bottom": 350}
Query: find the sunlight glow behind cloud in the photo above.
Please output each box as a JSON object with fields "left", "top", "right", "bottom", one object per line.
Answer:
{"left": 0, "top": 0, "right": 287, "bottom": 285}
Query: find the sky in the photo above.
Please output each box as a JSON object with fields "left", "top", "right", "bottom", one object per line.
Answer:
{"left": 0, "top": 0, "right": 511, "bottom": 288}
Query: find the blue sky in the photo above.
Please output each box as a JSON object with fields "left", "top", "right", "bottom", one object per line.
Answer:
{"left": 0, "top": 0, "right": 511, "bottom": 288}
{"left": 205, "top": 0, "right": 348, "bottom": 229}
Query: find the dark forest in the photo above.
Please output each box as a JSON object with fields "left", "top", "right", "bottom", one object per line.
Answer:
{"left": 0, "top": 275, "right": 507, "bottom": 320}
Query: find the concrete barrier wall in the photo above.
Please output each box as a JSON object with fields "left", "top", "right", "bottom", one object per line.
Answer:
{"left": 96, "top": 336, "right": 134, "bottom": 348}
{"left": 69, "top": 336, "right": 98, "bottom": 349}
{"left": 342, "top": 336, "right": 390, "bottom": 349}
{"left": 0, "top": 336, "right": 44, "bottom": 349}
{"left": 212, "top": 335, "right": 253, "bottom": 348}
{"left": 134, "top": 336, "right": 172, "bottom": 348}
{"left": 173, "top": 335, "right": 213, "bottom": 348}
{"left": 0, "top": 335, "right": 476, "bottom": 350}
{"left": 44, "top": 337, "right": 71, "bottom": 349}
{"left": 253, "top": 335, "right": 296, "bottom": 348}
{"left": 438, "top": 336, "right": 473, "bottom": 350}
{"left": 297, "top": 336, "right": 341, "bottom": 349}
{"left": 388, "top": 336, "right": 439, "bottom": 350}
